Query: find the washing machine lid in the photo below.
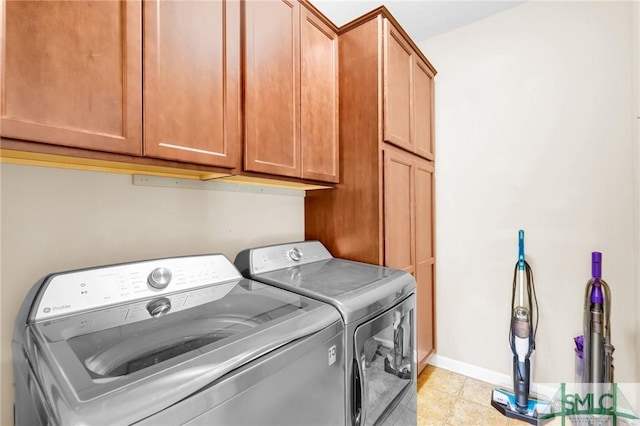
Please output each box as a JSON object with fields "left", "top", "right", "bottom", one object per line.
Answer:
{"left": 235, "top": 241, "right": 416, "bottom": 324}
{"left": 22, "top": 254, "right": 340, "bottom": 425}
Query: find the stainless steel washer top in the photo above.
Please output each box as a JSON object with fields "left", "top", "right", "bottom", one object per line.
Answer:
{"left": 13, "top": 253, "right": 342, "bottom": 426}
{"left": 234, "top": 241, "right": 416, "bottom": 324}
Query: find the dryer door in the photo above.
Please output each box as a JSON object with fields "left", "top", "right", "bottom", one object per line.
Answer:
{"left": 353, "top": 294, "right": 416, "bottom": 426}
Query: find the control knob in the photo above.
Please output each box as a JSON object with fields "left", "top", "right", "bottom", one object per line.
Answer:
{"left": 288, "top": 248, "right": 302, "bottom": 262}
{"left": 147, "top": 298, "right": 171, "bottom": 318}
{"left": 148, "top": 267, "right": 172, "bottom": 289}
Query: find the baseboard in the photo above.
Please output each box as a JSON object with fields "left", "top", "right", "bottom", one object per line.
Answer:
{"left": 428, "top": 354, "right": 558, "bottom": 400}
{"left": 428, "top": 354, "right": 513, "bottom": 388}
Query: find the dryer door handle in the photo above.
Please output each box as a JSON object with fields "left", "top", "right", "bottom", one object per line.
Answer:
{"left": 351, "top": 358, "right": 363, "bottom": 426}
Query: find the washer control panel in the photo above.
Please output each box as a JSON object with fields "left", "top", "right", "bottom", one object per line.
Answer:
{"left": 248, "top": 241, "right": 332, "bottom": 274}
{"left": 34, "top": 254, "right": 241, "bottom": 320}
{"left": 36, "top": 281, "right": 238, "bottom": 338}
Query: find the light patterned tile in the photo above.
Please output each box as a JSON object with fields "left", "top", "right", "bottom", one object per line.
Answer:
{"left": 420, "top": 366, "right": 467, "bottom": 396}
{"left": 418, "top": 367, "right": 558, "bottom": 426}
{"left": 418, "top": 364, "right": 437, "bottom": 391}
{"left": 461, "top": 377, "right": 498, "bottom": 406}
{"left": 417, "top": 414, "right": 449, "bottom": 426}
{"left": 446, "top": 399, "right": 509, "bottom": 426}
{"left": 417, "top": 386, "right": 457, "bottom": 421}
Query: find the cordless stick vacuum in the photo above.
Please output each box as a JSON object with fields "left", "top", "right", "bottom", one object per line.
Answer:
{"left": 492, "top": 230, "right": 547, "bottom": 424}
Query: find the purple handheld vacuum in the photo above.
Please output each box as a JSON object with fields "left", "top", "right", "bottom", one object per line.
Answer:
{"left": 582, "top": 252, "right": 614, "bottom": 384}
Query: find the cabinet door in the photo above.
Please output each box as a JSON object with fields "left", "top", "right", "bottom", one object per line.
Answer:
{"left": 143, "top": 0, "right": 239, "bottom": 168}
{"left": 1, "top": 1, "right": 142, "bottom": 155}
{"left": 383, "top": 148, "right": 414, "bottom": 274}
{"left": 245, "top": 0, "right": 300, "bottom": 178}
{"left": 415, "top": 158, "right": 435, "bottom": 371}
{"left": 414, "top": 58, "right": 434, "bottom": 160}
{"left": 300, "top": 7, "right": 339, "bottom": 183}
{"left": 383, "top": 19, "right": 413, "bottom": 153}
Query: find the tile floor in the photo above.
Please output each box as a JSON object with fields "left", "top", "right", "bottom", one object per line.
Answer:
{"left": 416, "top": 365, "right": 637, "bottom": 425}
{"left": 416, "top": 365, "right": 535, "bottom": 426}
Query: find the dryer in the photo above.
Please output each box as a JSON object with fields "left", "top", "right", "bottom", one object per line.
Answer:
{"left": 12, "top": 253, "right": 345, "bottom": 425}
{"left": 235, "top": 241, "right": 417, "bottom": 426}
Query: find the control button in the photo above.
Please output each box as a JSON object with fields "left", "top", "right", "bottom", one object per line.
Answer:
{"left": 146, "top": 298, "right": 171, "bottom": 318}
{"left": 288, "top": 248, "right": 302, "bottom": 262}
{"left": 148, "top": 267, "right": 172, "bottom": 289}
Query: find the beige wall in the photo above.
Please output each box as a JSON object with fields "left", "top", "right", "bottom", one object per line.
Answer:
{"left": 420, "top": 0, "right": 638, "bottom": 388}
{"left": 0, "top": 163, "right": 305, "bottom": 425}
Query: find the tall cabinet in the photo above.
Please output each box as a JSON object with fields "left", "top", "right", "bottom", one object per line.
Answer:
{"left": 305, "top": 8, "right": 436, "bottom": 373}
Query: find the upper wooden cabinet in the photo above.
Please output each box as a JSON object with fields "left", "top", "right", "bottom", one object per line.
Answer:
{"left": 2, "top": 0, "right": 338, "bottom": 183}
{"left": 143, "top": 0, "right": 240, "bottom": 168}
{"left": 2, "top": 0, "right": 239, "bottom": 169}
{"left": 383, "top": 22, "right": 413, "bottom": 153}
{"left": 414, "top": 58, "right": 434, "bottom": 160}
{"left": 244, "top": 0, "right": 339, "bottom": 183}
{"left": 1, "top": 1, "right": 142, "bottom": 155}
{"left": 244, "top": 0, "right": 300, "bottom": 178}
{"left": 383, "top": 19, "right": 435, "bottom": 160}
{"left": 300, "top": 6, "right": 339, "bottom": 182}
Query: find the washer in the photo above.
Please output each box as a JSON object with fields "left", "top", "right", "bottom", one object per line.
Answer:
{"left": 12, "top": 253, "right": 345, "bottom": 426}
{"left": 235, "top": 241, "right": 417, "bottom": 426}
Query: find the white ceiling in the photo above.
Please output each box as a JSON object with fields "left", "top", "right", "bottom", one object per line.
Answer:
{"left": 312, "top": 0, "right": 524, "bottom": 42}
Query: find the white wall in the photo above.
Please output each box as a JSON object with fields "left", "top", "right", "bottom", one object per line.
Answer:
{"left": 633, "top": 0, "right": 640, "bottom": 401}
{"left": 0, "top": 163, "right": 305, "bottom": 425}
{"left": 419, "top": 0, "right": 638, "bottom": 391}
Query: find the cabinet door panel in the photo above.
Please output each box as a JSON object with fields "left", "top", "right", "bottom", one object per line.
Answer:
{"left": 414, "top": 58, "right": 434, "bottom": 160}
{"left": 416, "top": 261, "right": 435, "bottom": 370}
{"left": 245, "top": 0, "right": 300, "bottom": 177}
{"left": 383, "top": 19, "right": 413, "bottom": 153}
{"left": 300, "top": 7, "right": 339, "bottom": 183}
{"left": 415, "top": 158, "right": 435, "bottom": 370}
{"left": 415, "top": 159, "right": 434, "bottom": 261}
{"left": 1, "top": 1, "right": 142, "bottom": 155}
{"left": 144, "top": 0, "right": 239, "bottom": 167}
{"left": 384, "top": 149, "right": 414, "bottom": 273}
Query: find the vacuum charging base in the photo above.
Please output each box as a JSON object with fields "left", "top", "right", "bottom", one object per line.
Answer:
{"left": 491, "top": 388, "right": 548, "bottom": 425}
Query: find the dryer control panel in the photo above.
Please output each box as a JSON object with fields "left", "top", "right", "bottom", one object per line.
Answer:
{"left": 34, "top": 254, "right": 241, "bottom": 320}
{"left": 240, "top": 241, "right": 333, "bottom": 275}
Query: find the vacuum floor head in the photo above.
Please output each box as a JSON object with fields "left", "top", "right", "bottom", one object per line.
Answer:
{"left": 491, "top": 387, "right": 550, "bottom": 425}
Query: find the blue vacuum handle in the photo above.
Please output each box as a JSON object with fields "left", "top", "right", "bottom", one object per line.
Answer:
{"left": 518, "top": 230, "right": 525, "bottom": 270}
